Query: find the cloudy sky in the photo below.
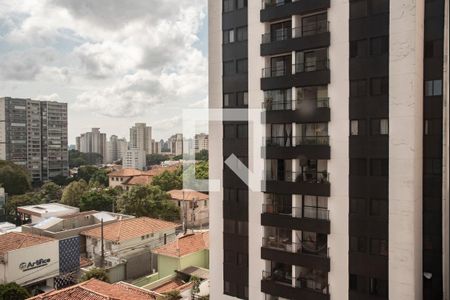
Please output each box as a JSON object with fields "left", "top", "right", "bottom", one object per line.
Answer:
{"left": 0, "top": 0, "right": 208, "bottom": 144}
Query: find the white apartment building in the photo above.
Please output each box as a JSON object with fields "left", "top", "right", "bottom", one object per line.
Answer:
{"left": 76, "top": 128, "right": 107, "bottom": 163}
{"left": 122, "top": 149, "right": 146, "bottom": 170}
{"left": 169, "top": 133, "right": 183, "bottom": 156}
{"left": 130, "top": 123, "right": 153, "bottom": 155}
{"left": 209, "top": 0, "right": 449, "bottom": 300}
{"left": 195, "top": 133, "right": 209, "bottom": 153}
{"left": 0, "top": 97, "right": 68, "bottom": 182}
{"left": 106, "top": 135, "right": 128, "bottom": 163}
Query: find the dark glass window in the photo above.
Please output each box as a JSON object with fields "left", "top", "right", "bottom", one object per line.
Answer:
{"left": 224, "top": 219, "right": 235, "bottom": 233}
{"left": 350, "top": 119, "right": 366, "bottom": 136}
{"left": 350, "top": 274, "right": 358, "bottom": 290}
{"left": 224, "top": 124, "right": 236, "bottom": 138}
{"left": 237, "top": 59, "right": 248, "bottom": 74}
{"left": 223, "top": 29, "right": 235, "bottom": 44}
{"left": 425, "top": 80, "right": 443, "bottom": 96}
{"left": 370, "top": 77, "right": 388, "bottom": 95}
{"left": 370, "top": 198, "right": 388, "bottom": 217}
{"left": 370, "top": 0, "right": 389, "bottom": 14}
{"left": 350, "top": 0, "right": 367, "bottom": 19}
{"left": 350, "top": 236, "right": 367, "bottom": 253}
{"left": 370, "top": 159, "right": 388, "bottom": 176}
{"left": 237, "top": 92, "right": 248, "bottom": 106}
{"left": 350, "top": 158, "right": 367, "bottom": 176}
{"left": 224, "top": 250, "right": 235, "bottom": 263}
{"left": 350, "top": 39, "right": 368, "bottom": 58}
{"left": 237, "top": 221, "right": 248, "bottom": 236}
{"left": 350, "top": 80, "right": 367, "bottom": 97}
{"left": 223, "top": 61, "right": 234, "bottom": 76}
{"left": 350, "top": 198, "right": 365, "bottom": 215}
{"left": 236, "top": 0, "right": 247, "bottom": 9}
{"left": 369, "top": 278, "right": 388, "bottom": 297}
{"left": 370, "top": 119, "right": 389, "bottom": 135}
{"left": 224, "top": 93, "right": 232, "bottom": 107}
{"left": 237, "top": 124, "right": 248, "bottom": 138}
{"left": 223, "top": 0, "right": 234, "bottom": 12}
{"left": 370, "top": 36, "right": 389, "bottom": 56}
{"left": 236, "top": 26, "right": 248, "bottom": 41}
{"left": 370, "top": 239, "right": 388, "bottom": 256}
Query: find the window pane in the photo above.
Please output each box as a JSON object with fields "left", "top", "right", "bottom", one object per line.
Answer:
{"left": 351, "top": 120, "right": 359, "bottom": 135}
{"left": 350, "top": 0, "right": 367, "bottom": 19}
{"left": 433, "top": 80, "right": 442, "bottom": 96}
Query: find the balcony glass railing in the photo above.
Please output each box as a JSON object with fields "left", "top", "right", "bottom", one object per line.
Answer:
{"left": 262, "top": 98, "right": 329, "bottom": 111}
{"left": 262, "top": 271, "right": 329, "bottom": 294}
{"left": 262, "top": 237, "right": 329, "bottom": 257}
{"left": 261, "top": 0, "right": 293, "bottom": 9}
{"left": 265, "top": 171, "right": 329, "bottom": 183}
{"left": 262, "top": 204, "right": 330, "bottom": 220}
{"left": 262, "top": 60, "right": 329, "bottom": 78}
{"left": 262, "top": 22, "right": 329, "bottom": 44}
{"left": 266, "top": 136, "right": 330, "bottom": 147}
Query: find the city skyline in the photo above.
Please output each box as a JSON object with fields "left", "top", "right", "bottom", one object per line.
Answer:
{"left": 0, "top": 0, "right": 208, "bottom": 144}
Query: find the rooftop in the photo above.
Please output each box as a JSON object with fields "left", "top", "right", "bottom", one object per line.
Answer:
{"left": 168, "top": 189, "right": 209, "bottom": 202}
{"left": 153, "top": 232, "right": 209, "bottom": 258}
{"left": 81, "top": 217, "right": 180, "bottom": 242}
{"left": 0, "top": 232, "right": 55, "bottom": 257}
{"left": 29, "top": 278, "right": 160, "bottom": 300}
{"left": 108, "top": 168, "right": 143, "bottom": 177}
{"left": 124, "top": 175, "right": 153, "bottom": 186}
{"left": 17, "top": 203, "right": 79, "bottom": 217}
{"left": 151, "top": 279, "right": 193, "bottom": 294}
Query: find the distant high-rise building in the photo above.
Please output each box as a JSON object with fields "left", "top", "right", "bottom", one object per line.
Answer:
{"left": 129, "top": 123, "right": 153, "bottom": 154}
{"left": 106, "top": 135, "right": 128, "bottom": 163}
{"left": 168, "top": 133, "right": 183, "bottom": 156}
{"left": 194, "top": 133, "right": 209, "bottom": 153}
{"left": 76, "top": 128, "right": 107, "bottom": 163}
{"left": 0, "top": 97, "right": 68, "bottom": 182}
{"left": 152, "top": 139, "right": 161, "bottom": 154}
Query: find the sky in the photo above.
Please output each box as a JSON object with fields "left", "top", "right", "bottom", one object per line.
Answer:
{"left": 0, "top": 0, "right": 208, "bottom": 144}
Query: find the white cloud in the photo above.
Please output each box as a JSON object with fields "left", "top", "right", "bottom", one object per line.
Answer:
{"left": 0, "top": 0, "right": 207, "bottom": 141}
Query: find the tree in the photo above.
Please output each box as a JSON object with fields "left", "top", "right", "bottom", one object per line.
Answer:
{"left": 146, "top": 154, "right": 167, "bottom": 166}
{"left": 5, "top": 193, "right": 41, "bottom": 224}
{"left": 77, "top": 165, "right": 99, "bottom": 182}
{"left": 89, "top": 169, "right": 109, "bottom": 187}
{"left": 80, "top": 268, "right": 110, "bottom": 283}
{"left": 195, "top": 149, "right": 209, "bottom": 161}
{"left": 60, "top": 180, "right": 88, "bottom": 207}
{"left": 117, "top": 185, "right": 180, "bottom": 221}
{"left": 36, "top": 181, "right": 63, "bottom": 203}
{"left": 0, "top": 283, "right": 30, "bottom": 300}
{"left": 151, "top": 169, "right": 182, "bottom": 192}
{"left": 190, "top": 276, "right": 201, "bottom": 298}
{"left": 79, "top": 189, "right": 114, "bottom": 212}
{"left": 0, "top": 160, "right": 32, "bottom": 195}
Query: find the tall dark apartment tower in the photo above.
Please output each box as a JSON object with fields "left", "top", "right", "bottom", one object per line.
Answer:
{"left": 209, "top": 0, "right": 449, "bottom": 299}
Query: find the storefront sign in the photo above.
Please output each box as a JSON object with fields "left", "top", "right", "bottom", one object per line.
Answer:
{"left": 19, "top": 258, "right": 51, "bottom": 272}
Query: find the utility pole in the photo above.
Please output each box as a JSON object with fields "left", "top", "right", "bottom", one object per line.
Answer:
{"left": 100, "top": 218, "right": 104, "bottom": 268}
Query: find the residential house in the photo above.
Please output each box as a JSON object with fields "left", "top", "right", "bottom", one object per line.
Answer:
{"left": 168, "top": 189, "right": 209, "bottom": 228}
{"left": 29, "top": 278, "right": 161, "bottom": 300}
{"left": 17, "top": 203, "right": 79, "bottom": 224}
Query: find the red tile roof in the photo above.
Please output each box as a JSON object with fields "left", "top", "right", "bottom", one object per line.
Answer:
{"left": 153, "top": 232, "right": 209, "bottom": 258}
{"left": 151, "top": 279, "right": 193, "bottom": 294}
{"left": 108, "top": 168, "right": 143, "bottom": 177}
{"left": 123, "top": 175, "right": 153, "bottom": 186}
{"left": 81, "top": 217, "right": 179, "bottom": 242}
{"left": 0, "top": 232, "right": 55, "bottom": 257}
{"left": 28, "top": 279, "right": 160, "bottom": 300}
{"left": 168, "top": 189, "right": 208, "bottom": 201}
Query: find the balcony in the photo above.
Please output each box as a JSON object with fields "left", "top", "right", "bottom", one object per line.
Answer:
{"left": 261, "top": 237, "right": 330, "bottom": 271}
{"left": 260, "top": 0, "right": 331, "bottom": 23}
{"left": 264, "top": 136, "right": 330, "bottom": 160}
{"left": 263, "top": 171, "right": 330, "bottom": 196}
{"left": 261, "top": 61, "right": 330, "bottom": 90}
{"left": 263, "top": 98, "right": 331, "bottom": 124}
{"left": 261, "top": 23, "right": 330, "bottom": 56}
{"left": 261, "top": 203, "right": 330, "bottom": 234}
{"left": 261, "top": 271, "right": 330, "bottom": 300}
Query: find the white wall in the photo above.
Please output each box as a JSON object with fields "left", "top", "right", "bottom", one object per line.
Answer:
{"left": 2, "top": 240, "right": 59, "bottom": 286}
{"left": 327, "top": 1, "right": 350, "bottom": 299}
{"left": 389, "top": 1, "right": 424, "bottom": 299}
{"left": 208, "top": 0, "right": 225, "bottom": 297}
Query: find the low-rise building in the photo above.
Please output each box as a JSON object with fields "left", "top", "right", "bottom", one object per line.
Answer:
{"left": 29, "top": 278, "right": 161, "bottom": 300}
{"left": 153, "top": 232, "right": 209, "bottom": 279}
{"left": 168, "top": 189, "right": 209, "bottom": 228}
{"left": 0, "top": 233, "right": 59, "bottom": 289}
{"left": 0, "top": 222, "right": 16, "bottom": 233}
{"left": 81, "top": 217, "right": 181, "bottom": 282}
{"left": 17, "top": 203, "right": 79, "bottom": 224}
{"left": 108, "top": 165, "right": 180, "bottom": 190}
{"left": 22, "top": 210, "right": 133, "bottom": 255}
